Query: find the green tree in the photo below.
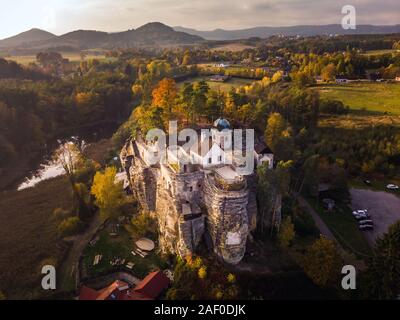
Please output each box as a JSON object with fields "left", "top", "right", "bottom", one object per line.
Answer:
{"left": 91, "top": 166, "right": 126, "bottom": 221}
{"left": 302, "top": 236, "right": 342, "bottom": 287}
{"left": 257, "top": 160, "right": 292, "bottom": 234}
{"left": 363, "top": 221, "right": 400, "bottom": 299}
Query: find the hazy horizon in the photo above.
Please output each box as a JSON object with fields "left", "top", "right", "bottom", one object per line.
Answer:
{"left": 1, "top": 0, "right": 399, "bottom": 39}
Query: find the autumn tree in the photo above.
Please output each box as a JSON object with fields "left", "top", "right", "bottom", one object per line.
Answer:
{"left": 198, "top": 266, "right": 207, "bottom": 279}
{"left": 264, "top": 112, "right": 287, "bottom": 153}
{"left": 91, "top": 166, "right": 126, "bottom": 221}
{"left": 125, "top": 211, "right": 157, "bottom": 240}
{"left": 302, "top": 236, "right": 342, "bottom": 287}
{"left": 321, "top": 63, "right": 337, "bottom": 82}
{"left": 152, "top": 78, "right": 178, "bottom": 124}
{"left": 277, "top": 216, "right": 295, "bottom": 248}
{"left": 182, "top": 50, "right": 192, "bottom": 65}
{"left": 271, "top": 70, "right": 284, "bottom": 83}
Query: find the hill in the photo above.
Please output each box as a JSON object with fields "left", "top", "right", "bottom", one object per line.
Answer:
{"left": 0, "top": 28, "right": 56, "bottom": 48}
{"left": 0, "top": 23, "right": 203, "bottom": 52}
{"left": 174, "top": 24, "right": 400, "bottom": 40}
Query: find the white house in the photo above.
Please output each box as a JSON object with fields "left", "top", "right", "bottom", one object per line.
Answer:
{"left": 254, "top": 142, "right": 274, "bottom": 169}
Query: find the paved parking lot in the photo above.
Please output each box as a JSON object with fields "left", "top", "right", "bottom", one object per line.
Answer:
{"left": 350, "top": 188, "right": 400, "bottom": 246}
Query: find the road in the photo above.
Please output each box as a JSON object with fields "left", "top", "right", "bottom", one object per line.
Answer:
{"left": 59, "top": 212, "right": 103, "bottom": 292}
{"left": 350, "top": 188, "right": 400, "bottom": 246}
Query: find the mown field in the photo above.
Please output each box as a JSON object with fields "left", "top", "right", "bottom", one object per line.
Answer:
{"left": 0, "top": 177, "right": 72, "bottom": 299}
{"left": 362, "top": 49, "right": 399, "bottom": 56}
{"left": 177, "top": 76, "right": 252, "bottom": 92}
{"left": 3, "top": 52, "right": 109, "bottom": 65}
{"left": 318, "top": 114, "right": 400, "bottom": 129}
{"left": 210, "top": 43, "right": 255, "bottom": 52}
{"left": 315, "top": 83, "right": 400, "bottom": 115}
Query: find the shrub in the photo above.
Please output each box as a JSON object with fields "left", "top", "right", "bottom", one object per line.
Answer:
{"left": 125, "top": 211, "right": 156, "bottom": 240}
{"left": 58, "top": 217, "right": 84, "bottom": 237}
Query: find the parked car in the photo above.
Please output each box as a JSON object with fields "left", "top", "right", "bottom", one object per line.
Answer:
{"left": 387, "top": 184, "right": 399, "bottom": 190}
{"left": 359, "top": 219, "right": 374, "bottom": 225}
{"left": 363, "top": 180, "right": 371, "bottom": 186}
{"left": 352, "top": 209, "right": 368, "bottom": 216}
{"left": 354, "top": 213, "right": 370, "bottom": 220}
{"left": 359, "top": 224, "right": 374, "bottom": 231}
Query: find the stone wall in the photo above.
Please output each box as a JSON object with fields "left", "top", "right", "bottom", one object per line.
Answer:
{"left": 203, "top": 174, "right": 249, "bottom": 265}
{"left": 120, "top": 139, "right": 258, "bottom": 265}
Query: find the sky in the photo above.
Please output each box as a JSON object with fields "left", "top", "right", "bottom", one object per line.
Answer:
{"left": 0, "top": 0, "right": 399, "bottom": 39}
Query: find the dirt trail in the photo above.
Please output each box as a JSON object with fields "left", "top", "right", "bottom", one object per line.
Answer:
{"left": 59, "top": 212, "right": 103, "bottom": 292}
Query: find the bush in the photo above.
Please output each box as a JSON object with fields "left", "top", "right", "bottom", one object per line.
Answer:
{"left": 125, "top": 211, "right": 157, "bottom": 240}
{"left": 277, "top": 216, "right": 295, "bottom": 248}
{"left": 320, "top": 99, "right": 349, "bottom": 114}
{"left": 58, "top": 217, "right": 85, "bottom": 237}
{"left": 53, "top": 208, "right": 71, "bottom": 221}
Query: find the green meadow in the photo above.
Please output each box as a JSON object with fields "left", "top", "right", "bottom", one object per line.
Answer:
{"left": 316, "top": 82, "right": 400, "bottom": 115}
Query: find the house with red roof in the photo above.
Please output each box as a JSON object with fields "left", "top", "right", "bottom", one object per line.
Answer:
{"left": 79, "top": 271, "right": 170, "bottom": 300}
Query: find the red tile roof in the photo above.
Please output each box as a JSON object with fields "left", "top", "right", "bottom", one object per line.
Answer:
{"left": 79, "top": 271, "right": 170, "bottom": 300}
{"left": 79, "top": 286, "right": 100, "bottom": 300}
{"left": 133, "top": 271, "right": 170, "bottom": 299}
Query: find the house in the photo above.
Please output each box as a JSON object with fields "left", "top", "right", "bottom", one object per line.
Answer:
{"left": 254, "top": 142, "right": 274, "bottom": 169}
{"left": 133, "top": 270, "right": 170, "bottom": 299}
{"left": 209, "top": 74, "right": 230, "bottom": 82}
{"left": 395, "top": 76, "right": 400, "bottom": 82}
{"left": 79, "top": 271, "right": 170, "bottom": 300}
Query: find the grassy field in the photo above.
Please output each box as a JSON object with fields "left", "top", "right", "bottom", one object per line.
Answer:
{"left": 318, "top": 114, "right": 400, "bottom": 129}
{"left": 350, "top": 177, "right": 400, "bottom": 196}
{"left": 362, "top": 49, "right": 399, "bottom": 56}
{"left": 82, "top": 229, "right": 167, "bottom": 279}
{"left": 177, "top": 76, "right": 252, "bottom": 92}
{"left": 0, "top": 177, "right": 72, "bottom": 299}
{"left": 3, "top": 52, "right": 109, "bottom": 65}
{"left": 307, "top": 196, "right": 372, "bottom": 258}
{"left": 315, "top": 82, "right": 400, "bottom": 115}
{"left": 210, "top": 43, "right": 255, "bottom": 52}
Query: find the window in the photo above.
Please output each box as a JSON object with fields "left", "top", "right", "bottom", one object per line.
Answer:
{"left": 189, "top": 187, "right": 193, "bottom": 192}
{"left": 218, "top": 156, "right": 222, "bottom": 162}
{"left": 208, "top": 157, "right": 212, "bottom": 164}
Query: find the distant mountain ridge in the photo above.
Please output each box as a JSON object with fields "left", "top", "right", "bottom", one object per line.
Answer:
{"left": 0, "top": 28, "right": 56, "bottom": 48}
{"left": 0, "top": 22, "right": 203, "bottom": 50}
{"left": 174, "top": 24, "right": 400, "bottom": 40}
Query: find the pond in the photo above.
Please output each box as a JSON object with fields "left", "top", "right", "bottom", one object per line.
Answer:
{"left": 17, "top": 137, "right": 86, "bottom": 191}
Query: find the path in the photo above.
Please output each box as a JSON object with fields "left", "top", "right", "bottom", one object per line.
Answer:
{"left": 59, "top": 212, "right": 103, "bottom": 292}
{"left": 296, "top": 195, "right": 368, "bottom": 270}
{"left": 296, "top": 196, "right": 336, "bottom": 241}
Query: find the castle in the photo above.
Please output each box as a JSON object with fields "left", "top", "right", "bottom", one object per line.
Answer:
{"left": 120, "top": 119, "right": 275, "bottom": 265}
